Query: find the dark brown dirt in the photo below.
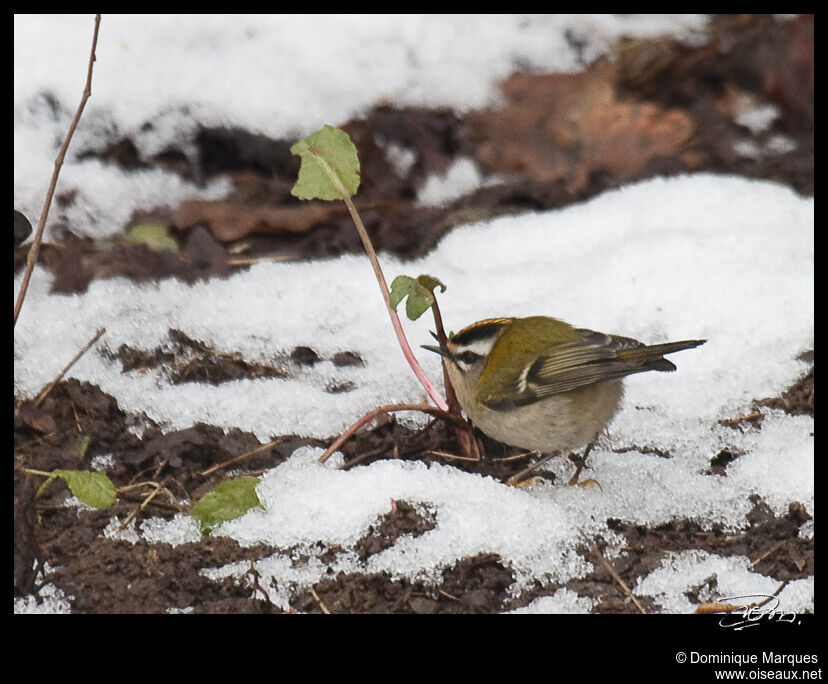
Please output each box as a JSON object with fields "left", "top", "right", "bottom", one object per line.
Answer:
{"left": 14, "top": 15, "right": 813, "bottom": 615}
{"left": 13, "top": 361, "right": 813, "bottom": 614}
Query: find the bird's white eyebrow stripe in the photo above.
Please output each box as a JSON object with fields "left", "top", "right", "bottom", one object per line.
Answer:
{"left": 454, "top": 339, "right": 496, "bottom": 358}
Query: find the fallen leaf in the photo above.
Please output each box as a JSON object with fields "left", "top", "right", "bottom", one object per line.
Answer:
{"left": 467, "top": 60, "right": 695, "bottom": 193}
{"left": 173, "top": 200, "right": 346, "bottom": 242}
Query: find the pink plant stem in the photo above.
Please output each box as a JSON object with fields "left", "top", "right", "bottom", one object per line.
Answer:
{"left": 318, "top": 403, "right": 455, "bottom": 464}
{"left": 339, "top": 193, "right": 449, "bottom": 412}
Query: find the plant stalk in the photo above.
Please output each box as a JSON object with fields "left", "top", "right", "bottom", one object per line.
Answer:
{"left": 317, "top": 162, "right": 448, "bottom": 411}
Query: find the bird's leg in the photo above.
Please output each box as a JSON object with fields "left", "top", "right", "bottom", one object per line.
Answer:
{"left": 505, "top": 451, "right": 559, "bottom": 487}
{"left": 568, "top": 441, "right": 596, "bottom": 486}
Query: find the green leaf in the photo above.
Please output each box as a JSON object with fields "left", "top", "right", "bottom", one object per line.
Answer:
{"left": 290, "top": 125, "right": 360, "bottom": 201}
{"left": 125, "top": 223, "right": 179, "bottom": 253}
{"left": 415, "top": 274, "right": 446, "bottom": 296}
{"left": 389, "top": 274, "right": 446, "bottom": 321}
{"left": 191, "top": 475, "right": 263, "bottom": 534}
{"left": 52, "top": 469, "right": 117, "bottom": 509}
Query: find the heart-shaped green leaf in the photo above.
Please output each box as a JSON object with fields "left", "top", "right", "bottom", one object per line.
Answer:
{"left": 290, "top": 125, "right": 361, "bottom": 201}
{"left": 389, "top": 274, "right": 446, "bottom": 321}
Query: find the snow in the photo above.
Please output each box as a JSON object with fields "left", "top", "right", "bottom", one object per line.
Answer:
{"left": 635, "top": 550, "right": 815, "bottom": 615}
{"left": 14, "top": 14, "right": 812, "bottom": 615}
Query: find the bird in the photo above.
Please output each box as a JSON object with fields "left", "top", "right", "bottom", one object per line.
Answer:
{"left": 422, "top": 315, "right": 705, "bottom": 485}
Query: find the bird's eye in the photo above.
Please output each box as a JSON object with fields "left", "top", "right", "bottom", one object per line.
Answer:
{"left": 455, "top": 350, "right": 482, "bottom": 366}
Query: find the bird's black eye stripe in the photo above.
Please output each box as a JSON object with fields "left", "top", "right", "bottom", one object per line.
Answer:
{"left": 455, "top": 350, "right": 482, "bottom": 365}
{"left": 451, "top": 322, "right": 504, "bottom": 346}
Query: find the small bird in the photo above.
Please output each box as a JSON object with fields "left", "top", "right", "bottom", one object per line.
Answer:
{"left": 422, "top": 316, "right": 705, "bottom": 484}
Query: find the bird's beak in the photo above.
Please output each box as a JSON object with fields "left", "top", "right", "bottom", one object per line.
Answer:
{"left": 421, "top": 343, "right": 451, "bottom": 358}
{"left": 421, "top": 332, "right": 452, "bottom": 359}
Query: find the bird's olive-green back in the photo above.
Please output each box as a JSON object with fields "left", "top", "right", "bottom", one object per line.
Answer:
{"left": 476, "top": 316, "right": 579, "bottom": 404}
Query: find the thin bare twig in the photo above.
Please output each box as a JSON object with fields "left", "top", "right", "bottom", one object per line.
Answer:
{"left": 247, "top": 561, "right": 272, "bottom": 604}
{"left": 32, "top": 327, "right": 106, "bottom": 408}
{"left": 695, "top": 580, "right": 789, "bottom": 614}
{"left": 310, "top": 587, "right": 331, "bottom": 614}
{"left": 583, "top": 534, "right": 647, "bottom": 614}
{"left": 437, "top": 589, "right": 461, "bottom": 602}
{"left": 339, "top": 446, "right": 390, "bottom": 470}
{"left": 15, "top": 14, "right": 102, "bottom": 326}
{"left": 227, "top": 252, "right": 302, "bottom": 266}
{"left": 118, "top": 480, "right": 183, "bottom": 509}
{"left": 492, "top": 451, "right": 537, "bottom": 463}
{"left": 749, "top": 540, "right": 787, "bottom": 568}
{"left": 423, "top": 449, "right": 480, "bottom": 462}
{"left": 200, "top": 438, "right": 283, "bottom": 477}
{"left": 119, "top": 481, "right": 166, "bottom": 529}
{"left": 755, "top": 580, "right": 790, "bottom": 609}
{"left": 694, "top": 601, "right": 744, "bottom": 615}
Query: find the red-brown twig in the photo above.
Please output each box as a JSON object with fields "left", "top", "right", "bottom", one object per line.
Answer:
{"left": 318, "top": 403, "right": 464, "bottom": 464}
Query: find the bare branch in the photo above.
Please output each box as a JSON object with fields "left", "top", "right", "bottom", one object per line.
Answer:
{"left": 14, "top": 14, "right": 102, "bottom": 326}
{"left": 32, "top": 327, "right": 106, "bottom": 408}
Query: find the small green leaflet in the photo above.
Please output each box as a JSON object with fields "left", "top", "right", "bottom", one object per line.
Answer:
{"left": 389, "top": 274, "right": 447, "bottom": 321}
{"left": 45, "top": 470, "right": 117, "bottom": 509}
{"left": 191, "top": 475, "right": 263, "bottom": 534}
{"left": 125, "top": 223, "right": 179, "bottom": 253}
{"left": 290, "top": 125, "right": 361, "bottom": 201}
